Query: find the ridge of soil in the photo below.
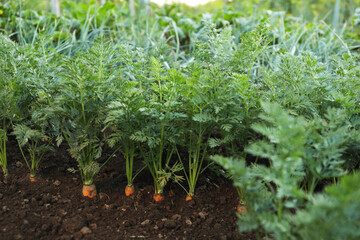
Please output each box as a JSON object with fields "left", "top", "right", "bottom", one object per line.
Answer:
{"left": 0, "top": 137, "right": 255, "bottom": 240}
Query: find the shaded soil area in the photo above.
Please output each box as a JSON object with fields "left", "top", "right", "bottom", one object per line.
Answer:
{"left": 0, "top": 137, "right": 254, "bottom": 240}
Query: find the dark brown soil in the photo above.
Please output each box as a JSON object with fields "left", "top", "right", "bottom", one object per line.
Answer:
{"left": 0, "top": 137, "right": 255, "bottom": 240}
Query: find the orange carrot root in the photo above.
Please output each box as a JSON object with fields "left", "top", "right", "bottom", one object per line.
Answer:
{"left": 153, "top": 193, "right": 164, "bottom": 202}
{"left": 237, "top": 205, "right": 247, "bottom": 213}
{"left": 185, "top": 195, "right": 193, "bottom": 202}
{"left": 82, "top": 184, "right": 97, "bottom": 198}
{"left": 30, "top": 177, "right": 36, "bottom": 182}
{"left": 125, "top": 185, "right": 135, "bottom": 197}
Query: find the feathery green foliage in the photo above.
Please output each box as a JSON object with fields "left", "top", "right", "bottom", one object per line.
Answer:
{"left": 56, "top": 39, "right": 119, "bottom": 185}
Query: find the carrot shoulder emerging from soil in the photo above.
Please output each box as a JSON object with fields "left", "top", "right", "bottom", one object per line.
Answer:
{"left": 185, "top": 195, "right": 193, "bottom": 202}
{"left": 125, "top": 185, "right": 135, "bottom": 197}
{"left": 82, "top": 184, "right": 97, "bottom": 198}
{"left": 237, "top": 205, "right": 247, "bottom": 213}
{"left": 153, "top": 193, "right": 164, "bottom": 202}
{"left": 30, "top": 177, "right": 36, "bottom": 182}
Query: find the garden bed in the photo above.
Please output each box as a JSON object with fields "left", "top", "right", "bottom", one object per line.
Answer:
{"left": 0, "top": 137, "right": 253, "bottom": 240}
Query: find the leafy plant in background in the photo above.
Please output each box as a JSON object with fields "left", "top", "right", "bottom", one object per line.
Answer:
{"left": 327, "top": 54, "right": 360, "bottom": 118}
{"left": 327, "top": 54, "right": 360, "bottom": 171}
{"left": 229, "top": 20, "right": 270, "bottom": 146}
{"left": 261, "top": 52, "right": 330, "bottom": 118}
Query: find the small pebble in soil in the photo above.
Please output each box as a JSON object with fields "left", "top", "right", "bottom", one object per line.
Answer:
{"left": 80, "top": 226, "right": 92, "bottom": 235}
{"left": 104, "top": 204, "right": 115, "bottom": 210}
{"left": 122, "top": 220, "right": 132, "bottom": 227}
{"left": 98, "top": 193, "right": 107, "bottom": 200}
{"left": 59, "top": 209, "right": 67, "bottom": 216}
{"left": 2, "top": 206, "right": 9, "bottom": 212}
{"left": 53, "top": 180, "right": 61, "bottom": 186}
{"left": 141, "top": 219, "right": 150, "bottom": 226}
{"left": 51, "top": 195, "right": 59, "bottom": 203}
{"left": 185, "top": 218, "right": 192, "bottom": 226}
{"left": 171, "top": 214, "right": 181, "bottom": 221}
{"left": 15, "top": 161, "right": 23, "bottom": 168}
{"left": 89, "top": 223, "right": 97, "bottom": 230}
{"left": 198, "top": 211, "right": 207, "bottom": 219}
{"left": 62, "top": 199, "right": 71, "bottom": 204}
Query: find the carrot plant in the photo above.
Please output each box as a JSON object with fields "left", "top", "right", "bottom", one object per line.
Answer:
{"left": 0, "top": 34, "right": 62, "bottom": 180}
{"left": 177, "top": 24, "right": 262, "bottom": 199}
{"left": 214, "top": 153, "right": 360, "bottom": 240}
{"left": 213, "top": 101, "right": 359, "bottom": 238}
{"left": 178, "top": 63, "right": 239, "bottom": 200}
{"left": 212, "top": 102, "right": 309, "bottom": 238}
{"left": 133, "top": 57, "right": 185, "bottom": 201}
{"left": 0, "top": 35, "right": 19, "bottom": 178}
{"left": 104, "top": 82, "right": 146, "bottom": 196}
{"left": 13, "top": 125, "right": 54, "bottom": 181}
{"left": 10, "top": 36, "right": 65, "bottom": 181}
{"left": 302, "top": 108, "right": 352, "bottom": 193}
{"left": 56, "top": 39, "right": 119, "bottom": 195}
{"left": 290, "top": 172, "right": 360, "bottom": 240}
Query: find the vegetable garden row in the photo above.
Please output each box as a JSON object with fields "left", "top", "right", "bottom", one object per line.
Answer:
{"left": 1, "top": 1, "right": 360, "bottom": 239}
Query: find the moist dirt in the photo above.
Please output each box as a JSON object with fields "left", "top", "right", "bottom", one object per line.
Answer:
{"left": 0, "top": 137, "right": 255, "bottom": 240}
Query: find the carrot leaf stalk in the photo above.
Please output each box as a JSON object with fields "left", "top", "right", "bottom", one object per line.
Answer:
{"left": 0, "top": 128, "right": 8, "bottom": 178}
